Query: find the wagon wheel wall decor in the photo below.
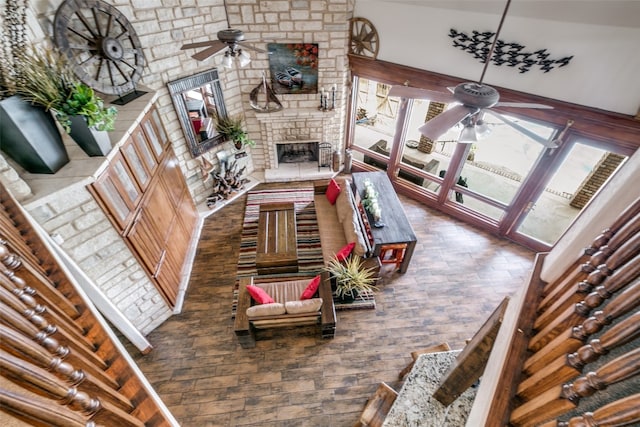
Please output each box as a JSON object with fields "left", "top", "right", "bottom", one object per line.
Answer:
{"left": 54, "top": 0, "right": 146, "bottom": 96}
{"left": 349, "top": 17, "right": 379, "bottom": 59}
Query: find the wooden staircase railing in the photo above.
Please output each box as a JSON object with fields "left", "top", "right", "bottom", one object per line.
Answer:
{"left": 467, "top": 196, "right": 640, "bottom": 426}
{"left": 0, "top": 183, "right": 177, "bottom": 426}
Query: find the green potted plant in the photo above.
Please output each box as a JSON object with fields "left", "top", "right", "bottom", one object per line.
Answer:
{"left": 325, "top": 255, "right": 378, "bottom": 302}
{"left": 215, "top": 114, "right": 255, "bottom": 150}
{"left": 0, "top": 1, "right": 69, "bottom": 173}
{"left": 14, "top": 47, "right": 118, "bottom": 157}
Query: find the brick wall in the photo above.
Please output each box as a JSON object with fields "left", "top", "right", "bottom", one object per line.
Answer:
{"left": 570, "top": 152, "right": 626, "bottom": 209}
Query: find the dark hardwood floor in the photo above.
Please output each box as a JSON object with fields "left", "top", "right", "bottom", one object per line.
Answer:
{"left": 129, "top": 179, "right": 535, "bottom": 427}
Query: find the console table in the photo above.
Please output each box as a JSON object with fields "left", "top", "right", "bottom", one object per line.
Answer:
{"left": 255, "top": 202, "right": 298, "bottom": 274}
{"left": 352, "top": 171, "right": 417, "bottom": 273}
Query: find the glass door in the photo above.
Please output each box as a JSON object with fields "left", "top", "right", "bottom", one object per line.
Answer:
{"left": 510, "top": 138, "right": 629, "bottom": 246}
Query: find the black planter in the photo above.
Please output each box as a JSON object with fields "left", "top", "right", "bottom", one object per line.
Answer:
{"left": 68, "top": 115, "right": 112, "bottom": 157}
{"left": 337, "top": 290, "right": 359, "bottom": 303}
{"left": 0, "top": 95, "right": 69, "bottom": 174}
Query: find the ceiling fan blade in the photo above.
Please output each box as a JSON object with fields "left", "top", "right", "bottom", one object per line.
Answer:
{"left": 181, "top": 40, "right": 222, "bottom": 50}
{"left": 237, "top": 42, "right": 267, "bottom": 53}
{"left": 418, "top": 105, "right": 476, "bottom": 141}
{"left": 191, "top": 43, "right": 227, "bottom": 61}
{"left": 495, "top": 102, "right": 553, "bottom": 109}
{"left": 388, "top": 86, "right": 456, "bottom": 104}
{"left": 484, "top": 110, "right": 557, "bottom": 147}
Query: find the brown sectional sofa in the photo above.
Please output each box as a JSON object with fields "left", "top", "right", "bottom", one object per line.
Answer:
{"left": 313, "top": 177, "right": 373, "bottom": 264}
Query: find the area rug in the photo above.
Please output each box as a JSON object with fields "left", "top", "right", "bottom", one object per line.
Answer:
{"left": 231, "top": 186, "right": 377, "bottom": 317}
{"left": 231, "top": 187, "right": 324, "bottom": 317}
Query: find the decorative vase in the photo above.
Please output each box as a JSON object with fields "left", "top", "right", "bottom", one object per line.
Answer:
{"left": 0, "top": 95, "right": 69, "bottom": 174}
{"left": 68, "top": 115, "right": 113, "bottom": 157}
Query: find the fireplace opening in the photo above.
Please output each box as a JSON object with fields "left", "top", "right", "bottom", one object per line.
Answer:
{"left": 277, "top": 142, "right": 318, "bottom": 164}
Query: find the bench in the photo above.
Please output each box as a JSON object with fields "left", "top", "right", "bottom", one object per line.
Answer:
{"left": 233, "top": 272, "right": 336, "bottom": 348}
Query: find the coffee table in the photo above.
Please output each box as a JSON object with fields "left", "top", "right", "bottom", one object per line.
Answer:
{"left": 255, "top": 202, "right": 298, "bottom": 274}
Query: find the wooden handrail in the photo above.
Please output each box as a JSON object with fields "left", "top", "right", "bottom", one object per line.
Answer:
{"left": 0, "top": 388, "right": 94, "bottom": 427}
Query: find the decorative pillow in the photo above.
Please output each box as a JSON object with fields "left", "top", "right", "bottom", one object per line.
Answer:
{"left": 325, "top": 178, "right": 341, "bottom": 205}
{"left": 246, "top": 285, "right": 275, "bottom": 304}
{"left": 285, "top": 298, "right": 323, "bottom": 314}
{"left": 301, "top": 275, "right": 321, "bottom": 300}
{"left": 246, "top": 302, "right": 286, "bottom": 317}
{"left": 335, "top": 242, "right": 356, "bottom": 262}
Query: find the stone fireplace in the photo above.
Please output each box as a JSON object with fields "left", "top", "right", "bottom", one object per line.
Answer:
{"left": 276, "top": 141, "right": 319, "bottom": 166}
{"left": 256, "top": 109, "right": 340, "bottom": 182}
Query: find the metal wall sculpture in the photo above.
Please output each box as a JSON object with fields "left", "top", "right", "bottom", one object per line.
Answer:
{"left": 449, "top": 29, "right": 573, "bottom": 74}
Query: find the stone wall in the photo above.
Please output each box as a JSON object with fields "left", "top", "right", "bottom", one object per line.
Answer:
{"left": 0, "top": 0, "right": 353, "bottom": 334}
{"left": 24, "top": 183, "right": 173, "bottom": 335}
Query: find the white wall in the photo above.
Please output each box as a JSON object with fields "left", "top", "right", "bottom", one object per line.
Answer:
{"left": 353, "top": 1, "right": 640, "bottom": 115}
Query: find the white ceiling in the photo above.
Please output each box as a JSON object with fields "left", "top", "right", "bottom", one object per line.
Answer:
{"left": 353, "top": 0, "right": 640, "bottom": 114}
{"left": 355, "top": 0, "right": 640, "bottom": 28}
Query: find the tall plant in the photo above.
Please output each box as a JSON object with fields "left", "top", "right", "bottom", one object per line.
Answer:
{"left": 14, "top": 47, "right": 117, "bottom": 132}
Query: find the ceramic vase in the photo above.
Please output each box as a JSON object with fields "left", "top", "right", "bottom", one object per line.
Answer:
{"left": 0, "top": 95, "right": 69, "bottom": 174}
{"left": 68, "top": 115, "right": 112, "bottom": 157}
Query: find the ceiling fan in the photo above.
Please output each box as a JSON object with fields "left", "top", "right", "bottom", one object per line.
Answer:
{"left": 388, "top": 0, "right": 557, "bottom": 147}
{"left": 180, "top": 0, "right": 266, "bottom": 66}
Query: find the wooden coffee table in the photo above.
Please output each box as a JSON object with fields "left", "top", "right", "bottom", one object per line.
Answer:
{"left": 255, "top": 202, "right": 298, "bottom": 275}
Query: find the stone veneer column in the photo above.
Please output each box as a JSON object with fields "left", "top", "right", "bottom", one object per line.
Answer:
{"left": 228, "top": 0, "right": 352, "bottom": 173}
{"left": 570, "top": 152, "right": 626, "bottom": 209}
{"left": 418, "top": 102, "right": 446, "bottom": 153}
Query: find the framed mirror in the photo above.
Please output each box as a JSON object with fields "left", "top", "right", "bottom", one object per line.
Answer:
{"left": 168, "top": 69, "right": 228, "bottom": 157}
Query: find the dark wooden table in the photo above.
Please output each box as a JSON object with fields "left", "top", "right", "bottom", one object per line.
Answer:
{"left": 255, "top": 202, "right": 298, "bottom": 275}
{"left": 352, "top": 171, "right": 417, "bottom": 273}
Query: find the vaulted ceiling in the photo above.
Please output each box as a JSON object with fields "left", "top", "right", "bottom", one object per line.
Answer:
{"left": 356, "top": 0, "right": 640, "bottom": 28}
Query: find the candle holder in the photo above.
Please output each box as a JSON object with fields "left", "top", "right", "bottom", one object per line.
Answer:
{"left": 318, "top": 85, "right": 337, "bottom": 112}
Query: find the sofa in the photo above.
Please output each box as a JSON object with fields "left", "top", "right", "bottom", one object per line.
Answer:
{"left": 234, "top": 272, "right": 336, "bottom": 348}
{"left": 313, "top": 177, "right": 373, "bottom": 265}
{"left": 363, "top": 139, "right": 440, "bottom": 186}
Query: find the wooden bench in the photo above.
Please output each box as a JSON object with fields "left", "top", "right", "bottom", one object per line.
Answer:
{"left": 234, "top": 272, "right": 336, "bottom": 348}
{"left": 255, "top": 202, "right": 298, "bottom": 275}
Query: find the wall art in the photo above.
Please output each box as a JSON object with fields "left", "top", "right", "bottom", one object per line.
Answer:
{"left": 449, "top": 29, "right": 573, "bottom": 74}
{"left": 268, "top": 43, "right": 319, "bottom": 95}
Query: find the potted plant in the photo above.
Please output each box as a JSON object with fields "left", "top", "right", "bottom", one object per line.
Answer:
{"left": 215, "top": 114, "right": 255, "bottom": 150}
{"left": 0, "top": 1, "right": 69, "bottom": 173}
{"left": 325, "top": 255, "right": 378, "bottom": 302}
{"left": 14, "top": 47, "right": 118, "bottom": 157}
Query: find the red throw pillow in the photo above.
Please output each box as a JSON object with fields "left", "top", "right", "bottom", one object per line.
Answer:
{"left": 325, "top": 179, "right": 341, "bottom": 205}
{"left": 246, "top": 285, "right": 275, "bottom": 304}
{"left": 301, "top": 275, "right": 321, "bottom": 300}
{"left": 335, "top": 242, "right": 356, "bottom": 262}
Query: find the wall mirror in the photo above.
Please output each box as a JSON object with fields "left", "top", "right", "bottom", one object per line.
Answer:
{"left": 168, "top": 69, "right": 228, "bottom": 157}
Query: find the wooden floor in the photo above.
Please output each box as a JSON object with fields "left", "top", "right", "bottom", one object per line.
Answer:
{"left": 129, "top": 179, "right": 535, "bottom": 427}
